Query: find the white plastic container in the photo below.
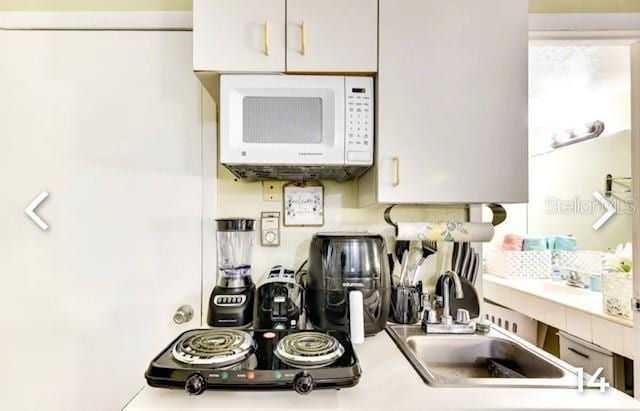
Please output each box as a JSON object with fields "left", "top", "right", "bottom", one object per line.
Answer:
{"left": 486, "top": 250, "right": 552, "bottom": 279}
{"left": 602, "top": 270, "right": 633, "bottom": 320}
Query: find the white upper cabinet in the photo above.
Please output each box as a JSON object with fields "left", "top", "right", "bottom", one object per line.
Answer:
{"left": 193, "top": 0, "right": 377, "bottom": 73}
{"left": 193, "top": 0, "right": 286, "bottom": 72}
{"left": 286, "top": 0, "right": 378, "bottom": 73}
{"left": 360, "top": 0, "right": 528, "bottom": 205}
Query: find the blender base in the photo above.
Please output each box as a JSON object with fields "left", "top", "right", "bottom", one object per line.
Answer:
{"left": 207, "top": 284, "right": 255, "bottom": 328}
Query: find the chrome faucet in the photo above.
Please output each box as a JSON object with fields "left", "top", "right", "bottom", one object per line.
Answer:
{"left": 565, "top": 270, "right": 590, "bottom": 289}
{"left": 422, "top": 270, "right": 475, "bottom": 334}
{"left": 441, "top": 270, "right": 464, "bottom": 325}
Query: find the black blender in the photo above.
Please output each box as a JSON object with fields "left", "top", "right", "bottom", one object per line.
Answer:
{"left": 207, "top": 218, "right": 256, "bottom": 328}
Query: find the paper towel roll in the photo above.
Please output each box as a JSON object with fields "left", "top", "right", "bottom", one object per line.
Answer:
{"left": 397, "top": 221, "right": 494, "bottom": 242}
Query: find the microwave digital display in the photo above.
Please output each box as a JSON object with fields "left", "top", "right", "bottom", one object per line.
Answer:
{"left": 351, "top": 88, "right": 366, "bottom": 93}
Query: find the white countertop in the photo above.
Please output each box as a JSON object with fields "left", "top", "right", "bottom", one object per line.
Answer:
{"left": 124, "top": 330, "right": 639, "bottom": 410}
{"left": 484, "top": 274, "right": 633, "bottom": 328}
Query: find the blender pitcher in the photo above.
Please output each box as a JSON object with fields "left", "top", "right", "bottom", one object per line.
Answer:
{"left": 216, "top": 218, "right": 255, "bottom": 285}
{"left": 207, "top": 218, "right": 256, "bottom": 328}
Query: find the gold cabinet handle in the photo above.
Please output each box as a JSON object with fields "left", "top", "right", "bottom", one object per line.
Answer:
{"left": 300, "top": 20, "right": 306, "bottom": 55}
{"left": 392, "top": 157, "right": 400, "bottom": 187}
{"left": 264, "top": 21, "right": 270, "bottom": 56}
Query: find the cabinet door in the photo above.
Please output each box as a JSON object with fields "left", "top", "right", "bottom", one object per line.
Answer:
{"left": 194, "top": 0, "right": 285, "bottom": 72}
{"left": 286, "top": 0, "right": 377, "bottom": 73}
{"left": 0, "top": 31, "right": 207, "bottom": 411}
{"left": 376, "top": 0, "right": 528, "bottom": 203}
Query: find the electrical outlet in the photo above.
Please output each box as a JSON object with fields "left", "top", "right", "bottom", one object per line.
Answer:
{"left": 262, "top": 180, "right": 283, "bottom": 202}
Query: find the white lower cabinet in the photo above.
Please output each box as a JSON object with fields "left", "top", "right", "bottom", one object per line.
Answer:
{"left": 0, "top": 31, "right": 210, "bottom": 411}
{"left": 559, "top": 331, "right": 615, "bottom": 385}
{"left": 483, "top": 278, "right": 633, "bottom": 359}
{"left": 565, "top": 308, "right": 592, "bottom": 342}
{"left": 484, "top": 302, "right": 538, "bottom": 345}
{"left": 592, "top": 316, "right": 625, "bottom": 356}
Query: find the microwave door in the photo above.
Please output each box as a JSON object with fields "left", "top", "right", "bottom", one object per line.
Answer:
{"left": 220, "top": 75, "right": 345, "bottom": 166}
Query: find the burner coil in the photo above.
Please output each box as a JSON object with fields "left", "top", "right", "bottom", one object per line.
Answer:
{"left": 275, "top": 332, "right": 345, "bottom": 369}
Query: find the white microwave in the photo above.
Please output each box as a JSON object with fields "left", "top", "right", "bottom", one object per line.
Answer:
{"left": 220, "top": 74, "right": 373, "bottom": 181}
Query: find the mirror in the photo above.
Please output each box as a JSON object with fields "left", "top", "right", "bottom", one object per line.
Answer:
{"left": 528, "top": 45, "right": 632, "bottom": 252}
{"left": 486, "top": 45, "right": 633, "bottom": 254}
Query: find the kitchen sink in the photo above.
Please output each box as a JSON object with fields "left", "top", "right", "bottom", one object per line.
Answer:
{"left": 387, "top": 324, "right": 582, "bottom": 388}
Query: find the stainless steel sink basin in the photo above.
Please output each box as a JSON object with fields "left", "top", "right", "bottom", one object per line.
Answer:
{"left": 387, "top": 324, "right": 582, "bottom": 388}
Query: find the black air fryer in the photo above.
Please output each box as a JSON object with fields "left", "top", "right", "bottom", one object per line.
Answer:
{"left": 306, "top": 233, "right": 391, "bottom": 343}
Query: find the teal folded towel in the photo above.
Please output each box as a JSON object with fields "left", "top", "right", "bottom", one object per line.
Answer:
{"left": 523, "top": 236, "right": 547, "bottom": 251}
{"left": 550, "top": 235, "right": 576, "bottom": 251}
{"left": 546, "top": 237, "right": 555, "bottom": 250}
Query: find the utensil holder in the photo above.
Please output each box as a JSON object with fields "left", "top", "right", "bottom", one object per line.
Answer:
{"left": 390, "top": 282, "right": 424, "bottom": 324}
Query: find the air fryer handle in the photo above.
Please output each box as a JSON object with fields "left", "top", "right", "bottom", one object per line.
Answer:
{"left": 349, "top": 290, "right": 365, "bottom": 344}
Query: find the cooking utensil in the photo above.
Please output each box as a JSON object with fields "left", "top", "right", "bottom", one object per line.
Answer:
{"left": 409, "top": 241, "right": 437, "bottom": 285}
{"left": 395, "top": 240, "right": 411, "bottom": 267}
{"left": 398, "top": 250, "right": 409, "bottom": 286}
{"left": 467, "top": 252, "right": 476, "bottom": 283}
{"left": 452, "top": 242, "right": 461, "bottom": 275}
{"left": 469, "top": 250, "right": 480, "bottom": 285}
{"left": 460, "top": 242, "right": 471, "bottom": 281}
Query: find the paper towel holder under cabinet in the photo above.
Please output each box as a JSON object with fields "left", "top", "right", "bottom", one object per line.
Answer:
{"left": 383, "top": 203, "right": 507, "bottom": 237}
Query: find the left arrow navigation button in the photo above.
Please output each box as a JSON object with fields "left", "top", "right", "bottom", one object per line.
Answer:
{"left": 25, "top": 190, "right": 49, "bottom": 231}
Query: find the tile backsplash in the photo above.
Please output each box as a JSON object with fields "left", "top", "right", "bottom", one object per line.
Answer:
{"left": 216, "top": 165, "right": 467, "bottom": 282}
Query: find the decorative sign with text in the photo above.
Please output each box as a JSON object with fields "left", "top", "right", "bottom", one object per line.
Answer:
{"left": 283, "top": 182, "right": 324, "bottom": 227}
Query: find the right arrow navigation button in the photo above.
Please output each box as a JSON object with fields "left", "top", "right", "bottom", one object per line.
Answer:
{"left": 592, "top": 191, "right": 616, "bottom": 231}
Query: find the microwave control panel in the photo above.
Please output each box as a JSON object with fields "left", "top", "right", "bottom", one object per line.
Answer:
{"left": 345, "top": 77, "right": 374, "bottom": 165}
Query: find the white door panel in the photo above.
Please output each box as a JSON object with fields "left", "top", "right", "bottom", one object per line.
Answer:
{"left": 286, "top": 0, "right": 377, "bottom": 72}
{"left": 0, "top": 31, "right": 205, "bottom": 410}
{"left": 375, "top": 0, "right": 528, "bottom": 204}
{"left": 194, "top": 0, "right": 285, "bottom": 72}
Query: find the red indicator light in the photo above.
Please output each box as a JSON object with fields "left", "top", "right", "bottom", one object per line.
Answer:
{"left": 263, "top": 332, "right": 276, "bottom": 339}
{"left": 246, "top": 371, "right": 255, "bottom": 380}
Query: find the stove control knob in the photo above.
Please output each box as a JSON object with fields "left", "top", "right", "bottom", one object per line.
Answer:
{"left": 293, "top": 372, "right": 314, "bottom": 395}
{"left": 185, "top": 373, "right": 206, "bottom": 395}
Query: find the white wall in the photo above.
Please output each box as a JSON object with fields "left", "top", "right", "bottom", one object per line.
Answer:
{"left": 215, "top": 165, "right": 466, "bottom": 288}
